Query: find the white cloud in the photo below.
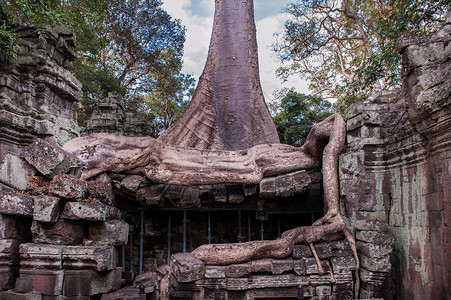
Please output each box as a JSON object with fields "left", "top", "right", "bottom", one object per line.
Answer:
{"left": 162, "top": 0, "right": 310, "bottom": 103}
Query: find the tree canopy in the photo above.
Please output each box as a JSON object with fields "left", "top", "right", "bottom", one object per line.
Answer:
{"left": 274, "top": 0, "right": 449, "bottom": 110}
{"left": 270, "top": 88, "right": 333, "bottom": 147}
{"left": 1, "top": 0, "right": 191, "bottom": 131}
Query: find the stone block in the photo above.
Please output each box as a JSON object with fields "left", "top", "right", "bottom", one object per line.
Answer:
{"left": 0, "top": 265, "right": 19, "bottom": 290}
{"left": 330, "top": 256, "right": 357, "bottom": 273}
{"left": 20, "top": 243, "right": 64, "bottom": 269}
{"left": 212, "top": 184, "right": 227, "bottom": 202}
{"left": 226, "top": 277, "right": 249, "bottom": 290}
{"left": 0, "top": 214, "right": 32, "bottom": 239}
{"left": 31, "top": 219, "right": 84, "bottom": 245}
{"left": 293, "top": 259, "right": 306, "bottom": 275}
{"left": 356, "top": 230, "right": 395, "bottom": 245}
{"left": 62, "top": 202, "right": 121, "bottom": 222}
{"left": 359, "top": 255, "right": 391, "bottom": 272}
{"left": 0, "top": 239, "right": 21, "bottom": 266}
{"left": 205, "top": 265, "right": 226, "bottom": 278}
{"left": 304, "top": 257, "right": 329, "bottom": 275}
{"left": 163, "top": 185, "right": 185, "bottom": 200}
{"left": 63, "top": 268, "right": 122, "bottom": 296}
{"left": 121, "top": 175, "right": 145, "bottom": 193}
{"left": 251, "top": 258, "right": 273, "bottom": 273}
{"left": 62, "top": 245, "right": 118, "bottom": 271}
{"left": 359, "top": 268, "right": 389, "bottom": 283}
{"left": 170, "top": 252, "right": 205, "bottom": 283}
{"left": 0, "top": 191, "right": 33, "bottom": 216}
{"left": 21, "top": 138, "right": 83, "bottom": 177}
{"left": 0, "top": 290, "right": 42, "bottom": 300}
{"left": 356, "top": 241, "right": 392, "bottom": 258}
{"left": 87, "top": 220, "right": 129, "bottom": 246}
{"left": 225, "top": 262, "right": 251, "bottom": 278}
{"left": 331, "top": 283, "right": 354, "bottom": 300}
{"left": 250, "top": 274, "right": 307, "bottom": 289}
{"left": 355, "top": 219, "right": 388, "bottom": 232}
{"left": 49, "top": 174, "right": 87, "bottom": 201}
{"left": 133, "top": 271, "right": 158, "bottom": 293}
{"left": 87, "top": 180, "right": 115, "bottom": 205}
{"left": 15, "top": 269, "right": 64, "bottom": 295}
{"left": 314, "top": 243, "right": 333, "bottom": 259}
{"left": 271, "top": 258, "right": 293, "bottom": 274}
{"left": 32, "top": 196, "right": 64, "bottom": 223}
{"left": 137, "top": 184, "right": 166, "bottom": 206}
{"left": 100, "top": 287, "right": 141, "bottom": 300}
{"left": 292, "top": 244, "right": 313, "bottom": 259}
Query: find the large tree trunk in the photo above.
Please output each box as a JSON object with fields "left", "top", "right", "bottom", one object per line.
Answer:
{"left": 157, "top": 0, "right": 279, "bottom": 150}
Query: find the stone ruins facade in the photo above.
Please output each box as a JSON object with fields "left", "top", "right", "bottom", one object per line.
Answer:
{"left": 0, "top": 26, "right": 82, "bottom": 190}
{"left": 0, "top": 10, "right": 448, "bottom": 300}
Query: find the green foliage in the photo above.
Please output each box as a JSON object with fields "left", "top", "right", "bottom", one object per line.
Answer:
{"left": 275, "top": 0, "right": 448, "bottom": 112}
{"left": 1, "top": 0, "right": 192, "bottom": 133}
{"left": 270, "top": 88, "right": 333, "bottom": 146}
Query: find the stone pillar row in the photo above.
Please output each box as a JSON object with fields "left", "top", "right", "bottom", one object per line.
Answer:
{"left": 0, "top": 174, "right": 129, "bottom": 299}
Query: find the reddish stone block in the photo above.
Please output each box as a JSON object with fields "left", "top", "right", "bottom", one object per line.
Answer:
{"left": 15, "top": 269, "right": 64, "bottom": 295}
{"left": 63, "top": 268, "right": 122, "bottom": 296}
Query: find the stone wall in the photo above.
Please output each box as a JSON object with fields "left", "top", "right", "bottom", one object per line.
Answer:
{"left": 0, "top": 26, "right": 82, "bottom": 190}
{"left": 339, "top": 15, "right": 451, "bottom": 300}
{"left": 85, "top": 92, "right": 154, "bottom": 137}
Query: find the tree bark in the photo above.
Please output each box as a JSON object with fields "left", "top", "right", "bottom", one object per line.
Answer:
{"left": 157, "top": 0, "right": 279, "bottom": 150}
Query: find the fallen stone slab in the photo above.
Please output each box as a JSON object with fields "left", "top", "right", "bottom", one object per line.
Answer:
{"left": 87, "top": 220, "right": 129, "bottom": 246}
{"left": 62, "top": 245, "right": 118, "bottom": 271}
{"left": 0, "top": 191, "right": 33, "bottom": 216}
{"left": 0, "top": 214, "right": 32, "bottom": 239}
{"left": 32, "top": 195, "right": 64, "bottom": 223}
{"left": 63, "top": 268, "right": 122, "bottom": 297}
{"left": 15, "top": 269, "right": 64, "bottom": 295}
{"left": 20, "top": 243, "right": 64, "bottom": 270}
{"left": 171, "top": 252, "right": 205, "bottom": 283}
{"left": 121, "top": 175, "right": 145, "bottom": 193}
{"left": 62, "top": 202, "right": 121, "bottom": 222}
{"left": 100, "top": 287, "right": 142, "bottom": 300}
{"left": 49, "top": 174, "right": 87, "bottom": 201}
{"left": 31, "top": 219, "right": 84, "bottom": 245}
{"left": 134, "top": 271, "right": 158, "bottom": 293}
{"left": 21, "top": 138, "right": 84, "bottom": 178}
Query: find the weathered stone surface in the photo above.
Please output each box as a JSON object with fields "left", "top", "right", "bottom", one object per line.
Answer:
{"left": 171, "top": 253, "right": 205, "bottom": 283}
{"left": 292, "top": 244, "right": 313, "bottom": 259}
{"left": 49, "top": 174, "right": 87, "bottom": 201}
{"left": 250, "top": 274, "right": 307, "bottom": 289}
{"left": 0, "top": 191, "right": 33, "bottom": 216}
{"left": 62, "top": 245, "right": 118, "bottom": 271}
{"left": 356, "top": 241, "right": 393, "bottom": 259}
{"left": 62, "top": 268, "right": 122, "bottom": 296}
{"left": 20, "top": 243, "right": 64, "bottom": 269}
{"left": 314, "top": 243, "right": 333, "bottom": 259}
{"left": 134, "top": 271, "right": 158, "bottom": 293}
{"left": 271, "top": 258, "right": 293, "bottom": 274}
{"left": 0, "top": 214, "right": 31, "bottom": 239}
{"left": 250, "top": 258, "right": 273, "bottom": 273}
{"left": 226, "top": 277, "right": 249, "bottom": 291}
{"left": 62, "top": 202, "right": 121, "bottom": 222}
{"left": 33, "top": 195, "right": 64, "bottom": 223}
{"left": 356, "top": 230, "right": 395, "bottom": 245}
{"left": 31, "top": 219, "right": 84, "bottom": 245}
{"left": 293, "top": 259, "right": 306, "bottom": 276}
{"left": 0, "top": 290, "right": 42, "bottom": 300}
{"left": 0, "top": 239, "right": 21, "bottom": 267}
{"left": 0, "top": 265, "right": 19, "bottom": 290}
{"left": 87, "top": 220, "right": 129, "bottom": 246}
{"left": 354, "top": 219, "right": 388, "bottom": 232}
{"left": 100, "top": 287, "right": 141, "bottom": 300}
{"left": 304, "top": 257, "right": 330, "bottom": 275}
{"left": 121, "top": 175, "right": 145, "bottom": 193}
{"left": 137, "top": 184, "right": 166, "bottom": 206}
{"left": 330, "top": 256, "right": 357, "bottom": 273}
{"left": 359, "top": 254, "right": 391, "bottom": 272}
{"left": 87, "top": 179, "right": 115, "bottom": 205}
{"left": 205, "top": 265, "right": 227, "bottom": 278}
{"left": 15, "top": 269, "right": 64, "bottom": 295}
{"left": 22, "top": 138, "right": 83, "bottom": 177}
{"left": 225, "top": 262, "right": 251, "bottom": 278}
{"left": 259, "top": 170, "right": 311, "bottom": 198}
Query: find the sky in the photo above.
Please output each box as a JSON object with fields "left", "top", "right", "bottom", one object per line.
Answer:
{"left": 161, "top": 0, "right": 310, "bottom": 103}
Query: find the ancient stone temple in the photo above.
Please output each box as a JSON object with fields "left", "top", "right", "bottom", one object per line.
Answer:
{"left": 0, "top": 2, "right": 449, "bottom": 300}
